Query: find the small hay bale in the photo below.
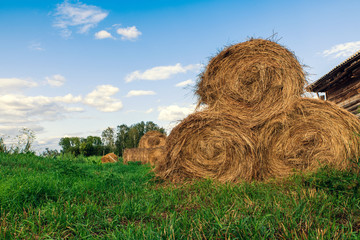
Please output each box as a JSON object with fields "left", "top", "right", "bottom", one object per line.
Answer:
{"left": 101, "top": 152, "right": 119, "bottom": 163}
{"left": 154, "top": 110, "right": 258, "bottom": 183}
{"left": 258, "top": 98, "right": 360, "bottom": 179}
{"left": 196, "top": 38, "right": 306, "bottom": 127}
{"left": 138, "top": 131, "right": 166, "bottom": 148}
{"left": 123, "top": 148, "right": 165, "bottom": 165}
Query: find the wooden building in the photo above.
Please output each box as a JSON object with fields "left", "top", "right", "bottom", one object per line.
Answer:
{"left": 308, "top": 50, "right": 360, "bottom": 117}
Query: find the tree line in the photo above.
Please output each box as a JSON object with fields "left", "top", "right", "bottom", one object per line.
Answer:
{"left": 59, "top": 121, "right": 166, "bottom": 157}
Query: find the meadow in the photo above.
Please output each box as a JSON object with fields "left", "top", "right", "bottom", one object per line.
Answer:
{"left": 0, "top": 153, "right": 360, "bottom": 239}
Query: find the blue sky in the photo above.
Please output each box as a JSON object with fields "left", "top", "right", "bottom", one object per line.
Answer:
{"left": 1, "top": 0, "right": 360, "bottom": 152}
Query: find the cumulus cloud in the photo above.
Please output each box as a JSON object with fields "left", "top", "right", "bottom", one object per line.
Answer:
{"left": 158, "top": 104, "right": 196, "bottom": 122}
{"left": 322, "top": 41, "right": 360, "bottom": 58}
{"left": 126, "top": 63, "right": 202, "bottom": 82}
{"left": 0, "top": 78, "right": 38, "bottom": 93}
{"left": 0, "top": 93, "right": 83, "bottom": 129}
{"left": 45, "top": 74, "right": 66, "bottom": 87}
{"left": 53, "top": 1, "right": 108, "bottom": 38}
{"left": 94, "top": 30, "right": 113, "bottom": 39}
{"left": 126, "top": 90, "right": 156, "bottom": 97}
{"left": 83, "top": 85, "right": 123, "bottom": 112}
{"left": 175, "top": 79, "right": 195, "bottom": 87}
{"left": 116, "top": 26, "right": 141, "bottom": 40}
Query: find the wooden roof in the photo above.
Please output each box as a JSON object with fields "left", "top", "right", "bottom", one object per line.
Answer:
{"left": 308, "top": 50, "right": 360, "bottom": 92}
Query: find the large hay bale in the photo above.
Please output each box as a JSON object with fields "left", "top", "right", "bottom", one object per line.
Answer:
{"left": 123, "top": 147, "right": 165, "bottom": 165}
{"left": 196, "top": 39, "right": 306, "bottom": 127}
{"left": 101, "top": 152, "right": 118, "bottom": 163}
{"left": 154, "top": 110, "right": 258, "bottom": 183}
{"left": 138, "top": 130, "right": 166, "bottom": 148}
{"left": 259, "top": 98, "right": 360, "bottom": 179}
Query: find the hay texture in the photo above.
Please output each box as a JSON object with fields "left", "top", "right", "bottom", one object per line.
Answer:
{"left": 258, "top": 98, "right": 360, "bottom": 179}
{"left": 196, "top": 39, "right": 306, "bottom": 127}
{"left": 123, "top": 147, "right": 165, "bottom": 165}
{"left": 154, "top": 110, "right": 258, "bottom": 183}
{"left": 138, "top": 131, "right": 166, "bottom": 148}
{"left": 101, "top": 153, "right": 118, "bottom": 163}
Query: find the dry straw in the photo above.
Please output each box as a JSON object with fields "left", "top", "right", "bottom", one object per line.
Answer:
{"left": 154, "top": 110, "right": 258, "bottom": 183}
{"left": 196, "top": 38, "right": 306, "bottom": 127}
{"left": 138, "top": 130, "right": 166, "bottom": 148}
{"left": 123, "top": 147, "right": 165, "bottom": 165}
{"left": 258, "top": 98, "right": 360, "bottom": 179}
{"left": 101, "top": 152, "right": 118, "bottom": 163}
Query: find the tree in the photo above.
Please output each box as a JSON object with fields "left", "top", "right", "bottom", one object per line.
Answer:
{"left": 0, "top": 137, "right": 7, "bottom": 153}
{"left": 80, "top": 136, "right": 103, "bottom": 156}
{"left": 115, "top": 124, "right": 129, "bottom": 156}
{"left": 145, "top": 121, "right": 166, "bottom": 134}
{"left": 15, "top": 128, "right": 36, "bottom": 153}
{"left": 59, "top": 137, "right": 81, "bottom": 156}
{"left": 101, "top": 127, "right": 115, "bottom": 153}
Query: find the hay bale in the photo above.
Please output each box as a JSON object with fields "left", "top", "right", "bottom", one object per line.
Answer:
{"left": 258, "top": 98, "right": 360, "bottom": 179}
{"left": 154, "top": 110, "right": 258, "bottom": 183}
{"left": 138, "top": 131, "right": 166, "bottom": 148}
{"left": 123, "top": 147, "right": 165, "bottom": 165}
{"left": 101, "top": 152, "right": 118, "bottom": 163}
{"left": 196, "top": 38, "right": 306, "bottom": 127}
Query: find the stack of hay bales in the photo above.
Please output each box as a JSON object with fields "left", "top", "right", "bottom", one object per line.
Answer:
{"left": 123, "top": 131, "right": 166, "bottom": 165}
{"left": 154, "top": 38, "right": 360, "bottom": 183}
{"left": 101, "top": 152, "right": 119, "bottom": 163}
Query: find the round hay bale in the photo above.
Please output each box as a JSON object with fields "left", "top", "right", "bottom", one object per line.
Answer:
{"left": 101, "top": 152, "right": 119, "bottom": 163}
{"left": 138, "top": 130, "right": 166, "bottom": 148}
{"left": 259, "top": 98, "right": 360, "bottom": 179}
{"left": 148, "top": 147, "right": 165, "bottom": 165}
{"left": 196, "top": 38, "right": 306, "bottom": 127}
{"left": 154, "top": 110, "right": 258, "bottom": 183}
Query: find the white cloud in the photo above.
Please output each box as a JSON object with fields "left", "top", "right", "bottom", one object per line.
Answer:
{"left": 53, "top": 1, "right": 108, "bottom": 38}
{"left": 29, "top": 42, "right": 45, "bottom": 51}
{"left": 146, "top": 108, "right": 154, "bottom": 114}
{"left": 0, "top": 78, "right": 38, "bottom": 92}
{"left": 0, "top": 94, "right": 83, "bottom": 128}
{"left": 322, "top": 41, "right": 360, "bottom": 58}
{"left": 126, "top": 63, "right": 202, "bottom": 82}
{"left": 45, "top": 74, "right": 66, "bottom": 87}
{"left": 116, "top": 26, "right": 141, "bottom": 40}
{"left": 158, "top": 104, "right": 196, "bottom": 122}
{"left": 175, "top": 79, "right": 195, "bottom": 87}
{"left": 83, "top": 85, "right": 123, "bottom": 112}
{"left": 95, "top": 30, "right": 113, "bottom": 39}
{"left": 126, "top": 90, "right": 156, "bottom": 97}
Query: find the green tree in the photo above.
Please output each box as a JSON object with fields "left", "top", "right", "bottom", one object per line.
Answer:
{"left": 115, "top": 124, "right": 129, "bottom": 156}
{"left": 0, "top": 137, "right": 7, "bottom": 153}
{"left": 101, "top": 127, "right": 115, "bottom": 154}
{"left": 145, "top": 121, "right": 166, "bottom": 134}
{"left": 80, "top": 136, "right": 103, "bottom": 156}
{"left": 59, "top": 137, "right": 81, "bottom": 156}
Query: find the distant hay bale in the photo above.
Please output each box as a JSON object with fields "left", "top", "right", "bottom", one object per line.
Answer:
{"left": 258, "top": 98, "right": 360, "bottom": 179}
{"left": 123, "top": 147, "right": 165, "bottom": 165}
{"left": 196, "top": 38, "right": 306, "bottom": 127}
{"left": 154, "top": 110, "right": 258, "bottom": 183}
{"left": 101, "top": 152, "right": 118, "bottom": 163}
{"left": 138, "top": 130, "right": 166, "bottom": 148}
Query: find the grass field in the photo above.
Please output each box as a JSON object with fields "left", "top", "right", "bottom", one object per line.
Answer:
{"left": 0, "top": 153, "right": 360, "bottom": 239}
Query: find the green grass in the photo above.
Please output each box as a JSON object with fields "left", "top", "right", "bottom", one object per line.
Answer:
{"left": 0, "top": 153, "right": 360, "bottom": 239}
